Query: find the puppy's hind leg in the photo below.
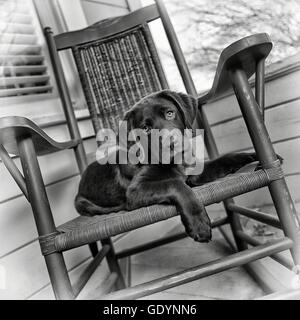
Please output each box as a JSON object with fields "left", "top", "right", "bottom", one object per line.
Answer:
{"left": 187, "top": 152, "right": 258, "bottom": 186}
{"left": 75, "top": 195, "right": 126, "bottom": 216}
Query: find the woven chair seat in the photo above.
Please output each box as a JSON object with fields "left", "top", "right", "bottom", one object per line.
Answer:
{"left": 50, "top": 164, "right": 283, "bottom": 254}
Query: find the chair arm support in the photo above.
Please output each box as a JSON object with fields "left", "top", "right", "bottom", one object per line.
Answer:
{"left": 198, "top": 33, "right": 272, "bottom": 105}
{"left": 0, "top": 116, "right": 79, "bottom": 156}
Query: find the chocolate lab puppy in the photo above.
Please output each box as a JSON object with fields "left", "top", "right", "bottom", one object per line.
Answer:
{"left": 75, "top": 90, "right": 259, "bottom": 242}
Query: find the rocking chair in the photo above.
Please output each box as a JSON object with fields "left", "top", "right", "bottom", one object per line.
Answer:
{"left": 0, "top": 0, "right": 300, "bottom": 300}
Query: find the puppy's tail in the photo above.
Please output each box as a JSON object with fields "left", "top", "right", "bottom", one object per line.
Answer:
{"left": 75, "top": 195, "right": 126, "bottom": 216}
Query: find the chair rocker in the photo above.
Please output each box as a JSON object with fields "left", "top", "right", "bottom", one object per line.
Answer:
{"left": 0, "top": 0, "right": 300, "bottom": 300}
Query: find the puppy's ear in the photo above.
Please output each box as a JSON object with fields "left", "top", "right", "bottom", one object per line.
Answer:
{"left": 158, "top": 90, "right": 198, "bottom": 129}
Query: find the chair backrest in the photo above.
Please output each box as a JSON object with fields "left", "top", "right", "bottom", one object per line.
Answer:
{"left": 44, "top": 1, "right": 211, "bottom": 172}
{"left": 71, "top": 23, "right": 168, "bottom": 133}
{"left": 51, "top": 5, "right": 169, "bottom": 135}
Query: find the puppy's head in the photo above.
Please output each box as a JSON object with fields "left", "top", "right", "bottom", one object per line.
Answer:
{"left": 122, "top": 90, "right": 199, "bottom": 163}
{"left": 123, "top": 89, "right": 199, "bottom": 133}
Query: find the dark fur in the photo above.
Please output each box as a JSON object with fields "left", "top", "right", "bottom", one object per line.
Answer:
{"left": 75, "top": 90, "right": 259, "bottom": 242}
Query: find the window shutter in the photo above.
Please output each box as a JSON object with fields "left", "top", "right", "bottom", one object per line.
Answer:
{"left": 0, "top": 0, "right": 53, "bottom": 98}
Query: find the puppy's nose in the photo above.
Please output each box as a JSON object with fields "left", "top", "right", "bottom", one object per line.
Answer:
{"left": 169, "top": 136, "right": 177, "bottom": 149}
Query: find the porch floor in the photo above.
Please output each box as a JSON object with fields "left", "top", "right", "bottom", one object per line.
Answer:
{"left": 125, "top": 225, "right": 264, "bottom": 300}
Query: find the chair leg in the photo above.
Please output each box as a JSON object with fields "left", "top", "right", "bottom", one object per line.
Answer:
{"left": 230, "top": 67, "right": 300, "bottom": 266}
{"left": 268, "top": 179, "right": 300, "bottom": 265}
{"left": 101, "top": 238, "right": 126, "bottom": 290}
{"left": 89, "top": 242, "right": 99, "bottom": 257}
{"left": 18, "top": 137, "right": 74, "bottom": 299}
{"left": 223, "top": 199, "right": 248, "bottom": 252}
{"left": 198, "top": 106, "right": 248, "bottom": 252}
{"left": 43, "top": 253, "right": 75, "bottom": 299}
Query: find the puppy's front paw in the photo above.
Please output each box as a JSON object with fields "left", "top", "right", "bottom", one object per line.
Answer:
{"left": 188, "top": 220, "right": 212, "bottom": 243}
{"left": 182, "top": 208, "right": 212, "bottom": 243}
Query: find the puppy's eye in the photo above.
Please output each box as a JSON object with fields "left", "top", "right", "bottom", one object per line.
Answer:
{"left": 142, "top": 125, "right": 151, "bottom": 134}
{"left": 165, "top": 110, "right": 175, "bottom": 120}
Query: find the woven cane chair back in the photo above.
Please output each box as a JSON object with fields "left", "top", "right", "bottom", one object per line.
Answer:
{"left": 72, "top": 24, "right": 168, "bottom": 133}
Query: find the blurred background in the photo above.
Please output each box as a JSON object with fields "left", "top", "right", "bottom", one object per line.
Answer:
{"left": 142, "top": 0, "right": 300, "bottom": 92}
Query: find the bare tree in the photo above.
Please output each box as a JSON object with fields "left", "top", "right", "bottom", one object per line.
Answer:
{"left": 154, "top": 0, "right": 300, "bottom": 92}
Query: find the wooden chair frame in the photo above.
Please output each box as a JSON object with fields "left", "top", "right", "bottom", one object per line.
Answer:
{"left": 0, "top": 0, "right": 300, "bottom": 300}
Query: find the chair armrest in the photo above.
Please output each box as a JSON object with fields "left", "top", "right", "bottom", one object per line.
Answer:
{"left": 0, "top": 116, "right": 79, "bottom": 156}
{"left": 198, "top": 33, "right": 272, "bottom": 105}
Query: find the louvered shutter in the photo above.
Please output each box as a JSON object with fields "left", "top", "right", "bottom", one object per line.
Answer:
{"left": 0, "top": 0, "right": 53, "bottom": 98}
